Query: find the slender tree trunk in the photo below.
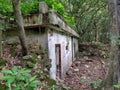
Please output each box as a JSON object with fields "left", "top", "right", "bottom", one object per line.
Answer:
{"left": 11, "top": 0, "right": 28, "bottom": 56}
{"left": 0, "top": 28, "right": 2, "bottom": 56}
{"left": 95, "top": 29, "right": 99, "bottom": 42}
{"left": 94, "top": 21, "right": 99, "bottom": 42}
{"left": 0, "top": 19, "right": 2, "bottom": 56}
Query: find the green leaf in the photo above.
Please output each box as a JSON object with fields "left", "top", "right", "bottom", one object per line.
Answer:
{"left": 113, "top": 85, "right": 120, "bottom": 89}
{"left": 18, "top": 76, "right": 25, "bottom": 81}
{"left": 30, "top": 76, "right": 36, "bottom": 82}
{"left": 0, "top": 76, "right": 12, "bottom": 80}
{"left": 19, "top": 68, "right": 31, "bottom": 74}
{"left": 17, "top": 82, "right": 24, "bottom": 88}
{"left": 24, "top": 76, "right": 29, "bottom": 83}
{"left": 2, "top": 70, "right": 13, "bottom": 75}
{"left": 29, "top": 80, "right": 39, "bottom": 88}
{"left": 11, "top": 66, "right": 18, "bottom": 74}
{"left": 32, "top": 80, "right": 40, "bottom": 83}
{"left": 7, "top": 76, "right": 15, "bottom": 83}
{"left": 13, "top": 87, "right": 21, "bottom": 90}
{"left": 5, "top": 82, "right": 11, "bottom": 89}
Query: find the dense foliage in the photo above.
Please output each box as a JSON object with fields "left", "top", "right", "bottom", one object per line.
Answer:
{"left": 0, "top": 0, "right": 109, "bottom": 43}
{"left": 0, "top": 66, "right": 39, "bottom": 90}
{"left": 59, "top": 0, "right": 109, "bottom": 43}
{"left": 0, "top": 0, "right": 39, "bottom": 17}
{"left": 45, "top": 0, "right": 75, "bottom": 29}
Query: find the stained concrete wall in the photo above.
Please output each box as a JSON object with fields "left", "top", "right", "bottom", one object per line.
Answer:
{"left": 48, "top": 11, "right": 79, "bottom": 37}
{"left": 48, "top": 29, "right": 73, "bottom": 80}
{"left": 23, "top": 14, "right": 43, "bottom": 27}
{"left": 3, "top": 29, "right": 48, "bottom": 49}
{"left": 25, "top": 29, "right": 48, "bottom": 49}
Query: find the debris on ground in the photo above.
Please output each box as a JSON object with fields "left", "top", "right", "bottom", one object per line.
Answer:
{"left": 64, "top": 57, "right": 109, "bottom": 90}
{"left": 64, "top": 42, "right": 109, "bottom": 90}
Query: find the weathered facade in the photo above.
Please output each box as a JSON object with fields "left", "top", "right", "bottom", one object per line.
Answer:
{"left": 3, "top": 2, "right": 79, "bottom": 80}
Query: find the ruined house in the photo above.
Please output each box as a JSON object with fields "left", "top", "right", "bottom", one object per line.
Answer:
{"left": 3, "top": 2, "right": 79, "bottom": 80}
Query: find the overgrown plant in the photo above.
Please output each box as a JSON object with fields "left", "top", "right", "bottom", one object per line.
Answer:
{"left": 0, "top": 66, "right": 39, "bottom": 90}
{"left": 45, "top": 0, "right": 76, "bottom": 29}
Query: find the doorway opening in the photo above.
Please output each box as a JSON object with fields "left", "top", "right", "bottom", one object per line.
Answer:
{"left": 55, "top": 44, "right": 62, "bottom": 79}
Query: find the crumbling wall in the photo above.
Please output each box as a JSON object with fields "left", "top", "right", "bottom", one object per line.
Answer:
{"left": 3, "top": 29, "right": 48, "bottom": 50}
{"left": 48, "top": 29, "right": 73, "bottom": 80}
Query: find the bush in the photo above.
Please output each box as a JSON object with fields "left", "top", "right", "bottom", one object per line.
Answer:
{"left": 0, "top": 66, "right": 39, "bottom": 90}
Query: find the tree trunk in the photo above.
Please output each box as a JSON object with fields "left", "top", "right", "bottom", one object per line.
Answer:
{"left": 94, "top": 20, "right": 99, "bottom": 42}
{"left": 11, "top": 0, "right": 28, "bottom": 56}
{"left": 0, "top": 29, "right": 2, "bottom": 57}
{"left": 95, "top": 28, "right": 99, "bottom": 42}
{"left": 0, "top": 19, "right": 2, "bottom": 57}
{"left": 116, "top": 0, "right": 120, "bottom": 84}
{"left": 103, "top": 0, "right": 119, "bottom": 89}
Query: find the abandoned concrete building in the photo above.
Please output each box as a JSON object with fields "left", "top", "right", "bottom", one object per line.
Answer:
{"left": 3, "top": 2, "right": 79, "bottom": 80}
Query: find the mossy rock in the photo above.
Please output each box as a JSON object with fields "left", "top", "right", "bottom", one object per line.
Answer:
{"left": 0, "top": 58, "right": 6, "bottom": 67}
{"left": 22, "top": 55, "right": 37, "bottom": 64}
{"left": 27, "top": 62, "right": 35, "bottom": 68}
{"left": 45, "top": 77, "right": 56, "bottom": 86}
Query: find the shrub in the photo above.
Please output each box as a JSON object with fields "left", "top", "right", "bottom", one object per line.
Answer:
{"left": 0, "top": 66, "right": 39, "bottom": 90}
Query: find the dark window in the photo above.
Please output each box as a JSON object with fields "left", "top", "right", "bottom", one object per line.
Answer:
{"left": 117, "top": 0, "right": 120, "bottom": 5}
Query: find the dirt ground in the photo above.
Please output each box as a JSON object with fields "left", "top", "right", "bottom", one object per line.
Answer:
{"left": 64, "top": 56, "right": 109, "bottom": 90}
{"left": 0, "top": 43, "right": 109, "bottom": 90}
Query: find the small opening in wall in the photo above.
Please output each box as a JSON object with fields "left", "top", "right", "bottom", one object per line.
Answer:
{"left": 66, "top": 42, "right": 69, "bottom": 50}
{"left": 66, "top": 45, "right": 68, "bottom": 50}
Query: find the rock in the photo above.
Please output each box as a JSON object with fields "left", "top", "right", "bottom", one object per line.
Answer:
{"left": 79, "top": 58, "right": 84, "bottom": 61}
{"left": 16, "top": 45, "right": 21, "bottom": 49}
{"left": 81, "top": 76, "right": 87, "bottom": 79}
{"left": 37, "top": 55, "right": 41, "bottom": 59}
{"left": 27, "top": 62, "right": 35, "bottom": 68}
{"left": 101, "top": 60, "right": 105, "bottom": 65}
{"left": 66, "top": 70, "right": 73, "bottom": 76}
{"left": 75, "top": 61, "right": 81, "bottom": 66}
{"left": 86, "top": 59, "right": 93, "bottom": 62}
{"left": 23, "top": 55, "right": 32, "bottom": 60}
{"left": 45, "top": 77, "right": 56, "bottom": 86}
{"left": 84, "top": 65, "right": 90, "bottom": 68}
{"left": 74, "top": 68, "right": 79, "bottom": 72}
{"left": 84, "top": 56, "right": 88, "bottom": 60}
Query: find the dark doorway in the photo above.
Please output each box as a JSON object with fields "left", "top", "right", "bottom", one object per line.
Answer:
{"left": 74, "top": 43, "right": 76, "bottom": 57}
{"left": 55, "top": 44, "right": 61, "bottom": 79}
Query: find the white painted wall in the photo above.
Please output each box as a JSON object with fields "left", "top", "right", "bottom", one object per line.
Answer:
{"left": 48, "top": 29, "right": 73, "bottom": 80}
